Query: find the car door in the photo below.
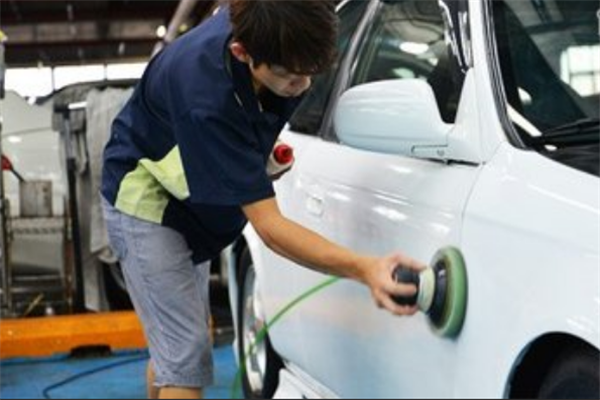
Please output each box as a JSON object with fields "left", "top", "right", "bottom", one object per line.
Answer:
{"left": 281, "top": 0, "right": 484, "bottom": 397}
{"left": 254, "top": 0, "right": 373, "bottom": 372}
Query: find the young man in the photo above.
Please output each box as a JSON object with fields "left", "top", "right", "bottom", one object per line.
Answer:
{"left": 101, "top": 1, "right": 425, "bottom": 398}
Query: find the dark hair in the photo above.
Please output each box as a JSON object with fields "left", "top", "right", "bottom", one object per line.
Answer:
{"left": 230, "top": 0, "right": 338, "bottom": 75}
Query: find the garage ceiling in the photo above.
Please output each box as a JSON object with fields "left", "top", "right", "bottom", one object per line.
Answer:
{"left": 1, "top": 0, "right": 217, "bottom": 68}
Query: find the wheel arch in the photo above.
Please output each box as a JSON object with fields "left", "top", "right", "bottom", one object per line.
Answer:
{"left": 226, "top": 225, "right": 263, "bottom": 351}
{"left": 233, "top": 231, "right": 284, "bottom": 399}
{"left": 507, "top": 333, "right": 599, "bottom": 398}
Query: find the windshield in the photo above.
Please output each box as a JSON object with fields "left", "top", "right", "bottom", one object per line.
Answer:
{"left": 492, "top": 0, "right": 599, "bottom": 134}
{"left": 491, "top": 0, "right": 599, "bottom": 176}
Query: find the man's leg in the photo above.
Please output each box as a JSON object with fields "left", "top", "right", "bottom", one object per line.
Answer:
{"left": 158, "top": 387, "right": 203, "bottom": 399}
{"left": 147, "top": 361, "right": 159, "bottom": 399}
{"left": 102, "top": 200, "right": 213, "bottom": 397}
{"left": 148, "top": 360, "right": 204, "bottom": 399}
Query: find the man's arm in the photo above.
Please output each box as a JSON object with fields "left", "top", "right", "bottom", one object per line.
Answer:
{"left": 242, "top": 197, "right": 425, "bottom": 316}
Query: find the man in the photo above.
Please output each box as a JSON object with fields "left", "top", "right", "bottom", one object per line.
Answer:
{"left": 102, "top": 1, "right": 425, "bottom": 398}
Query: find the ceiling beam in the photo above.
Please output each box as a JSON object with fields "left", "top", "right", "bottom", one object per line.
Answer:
{"left": 6, "top": 41, "right": 156, "bottom": 67}
{"left": 6, "top": 38, "right": 158, "bottom": 50}
{"left": 1, "top": 0, "right": 217, "bottom": 67}
{"left": 3, "top": 21, "right": 162, "bottom": 45}
{"left": 2, "top": 1, "right": 178, "bottom": 26}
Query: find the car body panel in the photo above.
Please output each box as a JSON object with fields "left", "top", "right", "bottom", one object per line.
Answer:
{"left": 255, "top": 137, "right": 600, "bottom": 399}
{"left": 273, "top": 135, "right": 481, "bottom": 398}
{"left": 251, "top": 61, "right": 486, "bottom": 396}
{"left": 455, "top": 142, "right": 600, "bottom": 397}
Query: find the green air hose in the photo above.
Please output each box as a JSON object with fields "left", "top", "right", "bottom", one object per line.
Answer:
{"left": 231, "top": 276, "right": 341, "bottom": 398}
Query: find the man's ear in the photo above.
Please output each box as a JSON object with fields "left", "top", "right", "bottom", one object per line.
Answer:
{"left": 230, "top": 41, "right": 251, "bottom": 64}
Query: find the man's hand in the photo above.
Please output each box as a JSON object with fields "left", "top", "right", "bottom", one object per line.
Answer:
{"left": 361, "top": 253, "right": 426, "bottom": 316}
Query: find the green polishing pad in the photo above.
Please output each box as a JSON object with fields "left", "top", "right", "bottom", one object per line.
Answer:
{"left": 429, "top": 247, "right": 468, "bottom": 338}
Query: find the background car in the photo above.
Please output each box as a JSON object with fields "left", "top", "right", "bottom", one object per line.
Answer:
{"left": 225, "top": 0, "right": 599, "bottom": 398}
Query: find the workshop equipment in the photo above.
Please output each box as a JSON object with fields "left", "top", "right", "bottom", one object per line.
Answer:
{"left": 393, "top": 247, "right": 468, "bottom": 338}
{"left": 55, "top": 102, "right": 87, "bottom": 313}
{"left": 1, "top": 155, "right": 25, "bottom": 183}
{"left": 19, "top": 181, "right": 53, "bottom": 218}
{"left": 0, "top": 30, "right": 12, "bottom": 316}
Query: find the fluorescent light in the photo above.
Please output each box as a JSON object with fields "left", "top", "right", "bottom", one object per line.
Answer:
{"left": 518, "top": 87, "right": 532, "bottom": 104}
{"left": 399, "top": 42, "right": 429, "bottom": 55}
{"left": 68, "top": 101, "right": 87, "bottom": 110}
{"left": 156, "top": 25, "right": 167, "bottom": 39}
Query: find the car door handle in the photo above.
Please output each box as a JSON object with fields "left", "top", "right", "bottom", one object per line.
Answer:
{"left": 306, "top": 194, "right": 324, "bottom": 217}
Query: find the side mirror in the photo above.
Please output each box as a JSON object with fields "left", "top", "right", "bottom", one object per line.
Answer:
{"left": 334, "top": 79, "right": 452, "bottom": 157}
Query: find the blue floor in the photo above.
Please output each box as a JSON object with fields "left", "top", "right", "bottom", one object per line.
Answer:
{"left": 1, "top": 344, "right": 239, "bottom": 399}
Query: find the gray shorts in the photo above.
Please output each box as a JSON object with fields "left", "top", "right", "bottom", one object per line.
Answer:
{"left": 102, "top": 197, "right": 213, "bottom": 388}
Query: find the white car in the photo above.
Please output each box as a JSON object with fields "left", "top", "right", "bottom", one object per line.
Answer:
{"left": 226, "top": 0, "right": 599, "bottom": 398}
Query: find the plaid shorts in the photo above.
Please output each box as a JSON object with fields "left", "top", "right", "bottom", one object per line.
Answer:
{"left": 102, "top": 197, "right": 213, "bottom": 388}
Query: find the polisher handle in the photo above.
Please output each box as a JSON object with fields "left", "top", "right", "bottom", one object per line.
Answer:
{"left": 391, "top": 267, "right": 420, "bottom": 306}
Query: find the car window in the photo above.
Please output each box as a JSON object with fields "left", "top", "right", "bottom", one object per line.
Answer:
{"left": 349, "top": 0, "right": 466, "bottom": 123}
{"left": 492, "top": 0, "right": 599, "bottom": 177}
{"left": 493, "top": 0, "right": 599, "bottom": 131}
{"left": 288, "top": 0, "right": 369, "bottom": 136}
